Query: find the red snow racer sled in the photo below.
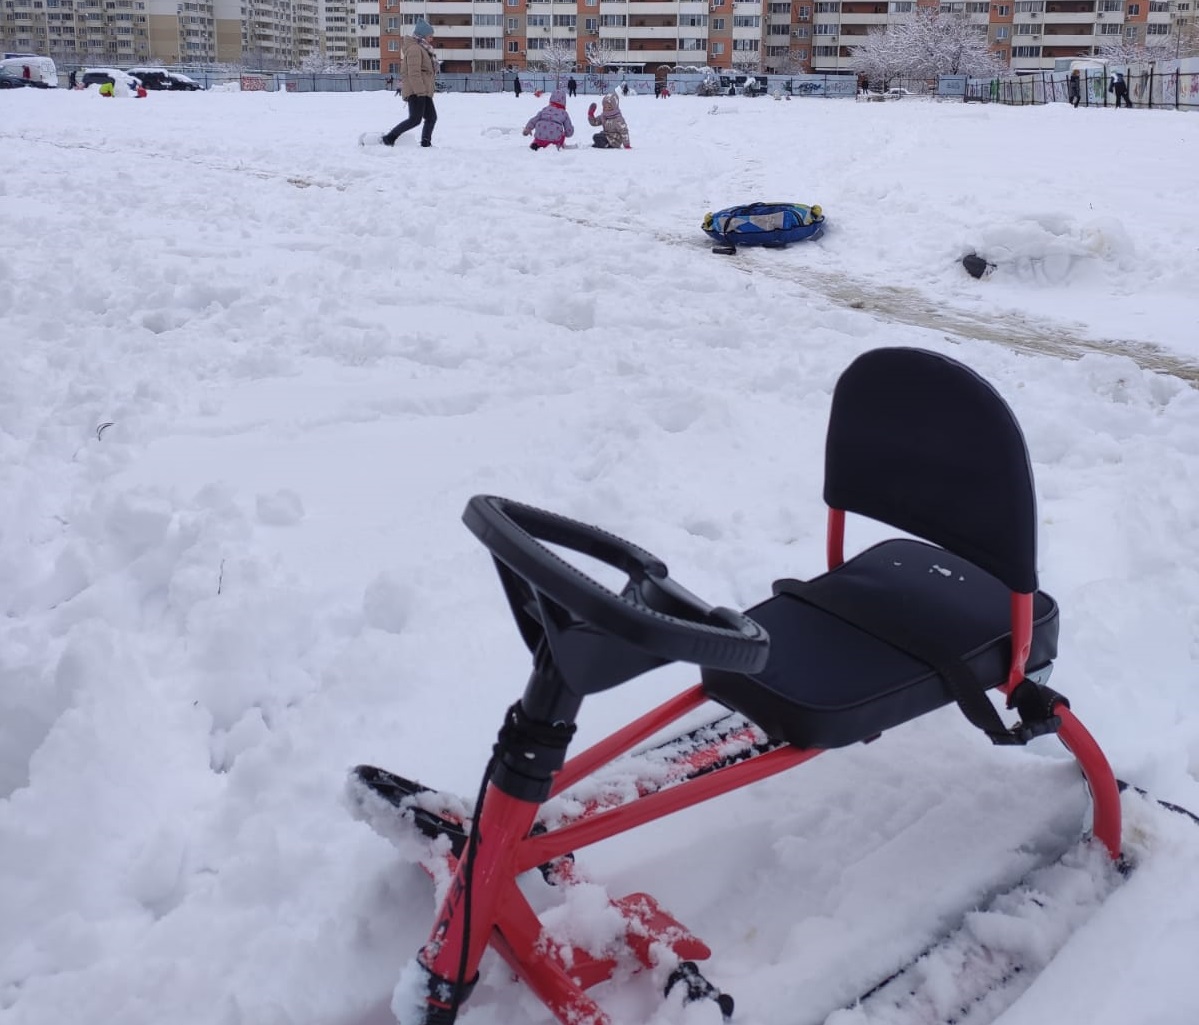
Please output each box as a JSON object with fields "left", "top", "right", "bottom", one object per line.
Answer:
{"left": 350, "top": 347, "right": 1122, "bottom": 1025}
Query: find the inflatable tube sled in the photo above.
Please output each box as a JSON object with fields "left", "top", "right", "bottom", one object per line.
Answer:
{"left": 703, "top": 202, "right": 825, "bottom": 252}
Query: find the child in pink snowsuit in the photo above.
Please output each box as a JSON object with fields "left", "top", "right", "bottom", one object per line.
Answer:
{"left": 523, "top": 87, "right": 574, "bottom": 150}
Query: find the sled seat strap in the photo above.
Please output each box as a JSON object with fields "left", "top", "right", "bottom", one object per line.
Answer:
{"left": 772, "top": 578, "right": 1064, "bottom": 746}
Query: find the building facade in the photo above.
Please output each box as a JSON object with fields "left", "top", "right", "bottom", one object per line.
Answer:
{"left": 1, "top": 0, "right": 1189, "bottom": 71}
{"left": 371, "top": 0, "right": 1187, "bottom": 75}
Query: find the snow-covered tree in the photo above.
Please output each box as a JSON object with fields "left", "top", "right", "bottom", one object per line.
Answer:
{"left": 847, "top": 27, "right": 906, "bottom": 89}
{"left": 534, "top": 43, "right": 577, "bottom": 79}
{"left": 849, "top": 9, "right": 1004, "bottom": 84}
{"left": 1094, "top": 40, "right": 1159, "bottom": 64}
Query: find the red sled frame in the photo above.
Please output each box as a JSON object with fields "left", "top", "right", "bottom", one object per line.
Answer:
{"left": 382, "top": 349, "right": 1123, "bottom": 1025}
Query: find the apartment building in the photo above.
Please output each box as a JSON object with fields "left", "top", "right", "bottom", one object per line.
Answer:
{"left": 372, "top": 0, "right": 1187, "bottom": 75}
{"left": 0, "top": 0, "right": 327, "bottom": 66}
{"left": 3, "top": 0, "right": 1187, "bottom": 72}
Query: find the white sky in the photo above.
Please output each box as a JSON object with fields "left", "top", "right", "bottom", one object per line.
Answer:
{"left": 2, "top": 87, "right": 1198, "bottom": 1025}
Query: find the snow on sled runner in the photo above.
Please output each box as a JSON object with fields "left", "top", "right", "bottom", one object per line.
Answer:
{"left": 350, "top": 347, "right": 1127, "bottom": 1025}
{"left": 703, "top": 201, "right": 825, "bottom": 254}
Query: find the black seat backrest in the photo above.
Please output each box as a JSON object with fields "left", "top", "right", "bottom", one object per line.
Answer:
{"left": 824, "top": 348, "right": 1038, "bottom": 594}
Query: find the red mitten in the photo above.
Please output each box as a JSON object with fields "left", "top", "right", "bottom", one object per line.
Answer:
{"left": 588, "top": 102, "right": 597, "bottom": 118}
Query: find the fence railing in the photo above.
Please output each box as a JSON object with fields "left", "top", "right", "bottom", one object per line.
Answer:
{"left": 948, "top": 69, "right": 1199, "bottom": 111}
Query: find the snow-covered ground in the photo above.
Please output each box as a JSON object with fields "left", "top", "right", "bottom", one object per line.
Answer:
{"left": 2, "top": 87, "right": 1198, "bottom": 1025}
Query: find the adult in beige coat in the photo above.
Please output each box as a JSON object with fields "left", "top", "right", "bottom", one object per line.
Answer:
{"left": 382, "top": 19, "right": 439, "bottom": 147}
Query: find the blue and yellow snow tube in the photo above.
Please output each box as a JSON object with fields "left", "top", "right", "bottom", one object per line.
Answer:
{"left": 702, "top": 202, "right": 825, "bottom": 246}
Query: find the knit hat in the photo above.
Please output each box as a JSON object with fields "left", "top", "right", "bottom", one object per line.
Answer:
{"left": 550, "top": 87, "right": 566, "bottom": 108}
{"left": 413, "top": 18, "right": 434, "bottom": 37}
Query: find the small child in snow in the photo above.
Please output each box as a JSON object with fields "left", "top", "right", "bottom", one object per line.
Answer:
{"left": 522, "top": 87, "right": 574, "bottom": 150}
{"left": 588, "top": 93, "right": 631, "bottom": 149}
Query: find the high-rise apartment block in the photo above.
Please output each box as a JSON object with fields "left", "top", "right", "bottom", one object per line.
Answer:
{"left": 2, "top": 0, "right": 1189, "bottom": 72}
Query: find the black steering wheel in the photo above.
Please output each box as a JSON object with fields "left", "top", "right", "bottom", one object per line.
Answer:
{"left": 462, "top": 496, "right": 769, "bottom": 681}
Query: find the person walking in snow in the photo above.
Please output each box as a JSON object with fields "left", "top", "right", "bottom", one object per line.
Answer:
{"left": 1109, "top": 71, "right": 1130, "bottom": 109}
{"left": 513, "top": 75, "right": 522, "bottom": 98}
{"left": 522, "top": 86, "right": 574, "bottom": 150}
{"left": 587, "top": 92, "right": 631, "bottom": 149}
{"left": 381, "top": 19, "right": 439, "bottom": 147}
{"left": 1067, "top": 69, "right": 1081, "bottom": 108}
{"left": 566, "top": 77, "right": 577, "bottom": 98}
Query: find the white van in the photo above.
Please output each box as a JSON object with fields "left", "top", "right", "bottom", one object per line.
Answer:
{"left": 0, "top": 54, "right": 58, "bottom": 87}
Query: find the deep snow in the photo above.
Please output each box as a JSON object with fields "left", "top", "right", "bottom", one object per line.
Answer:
{"left": 1, "top": 87, "right": 1198, "bottom": 1025}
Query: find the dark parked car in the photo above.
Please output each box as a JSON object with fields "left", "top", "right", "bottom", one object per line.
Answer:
{"left": 80, "top": 68, "right": 142, "bottom": 91}
{"left": 127, "top": 68, "right": 202, "bottom": 91}
{"left": 0, "top": 71, "right": 53, "bottom": 89}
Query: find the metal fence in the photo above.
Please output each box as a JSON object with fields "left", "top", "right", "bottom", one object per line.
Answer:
{"left": 944, "top": 68, "right": 1199, "bottom": 111}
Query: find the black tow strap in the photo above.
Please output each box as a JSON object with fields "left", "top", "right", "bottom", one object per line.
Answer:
{"left": 772, "top": 578, "right": 1065, "bottom": 745}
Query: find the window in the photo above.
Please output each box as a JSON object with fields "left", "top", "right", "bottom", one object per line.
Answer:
{"left": 387, "top": 38, "right": 397, "bottom": 49}
{"left": 994, "top": 24, "right": 1008, "bottom": 36}
{"left": 769, "top": 22, "right": 791, "bottom": 32}
{"left": 792, "top": 24, "right": 809, "bottom": 35}
{"left": 584, "top": 16, "right": 596, "bottom": 30}
{"left": 733, "top": 14, "right": 760, "bottom": 25}
{"left": 506, "top": 16, "right": 517, "bottom": 30}
{"left": 1146, "top": 21, "right": 1168, "bottom": 32}
{"left": 385, "top": 16, "right": 396, "bottom": 29}
{"left": 552, "top": 13, "right": 574, "bottom": 25}
{"left": 1124, "top": 23, "right": 1138, "bottom": 34}
{"left": 474, "top": 12, "right": 501, "bottom": 24}
{"left": 1099, "top": 21, "right": 1120, "bottom": 31}
{"left": 528, "top": 13, "right": 548, "bottom": 25}
{"left": 993, "top": 3, "right": 1009, "bottom": 13}
{"left": 1010, "top": 44, "right": 1039, "bottom": 54}
{"left": 732, "top": 36, "right": 759, "bottom": 48}
{"left": 813, "top": 43, "right": 838, "bottom": 53}
{"left": 679, "top": 13, "right": 707, "bottom": 25}
{"left": 527, "top": 35, "right": 547, "bottom": 47}
{"left": 506, "top": 38, "right": 519, "bottom": 49}
{"left": 711, "top": 15, "right": 725, "bottom": 27}
{"left": 600, "top": 13, "right": 625, "bottom": 25}
{"left": 475, "top": 35, "right": 499, "bottom": 46}
{"left": 891, "top": 0, "right": 913, "bottom": 9}
{"left": 1016, "top": 22, "right": 1038, "bottom": 32}
{"left": 711, "top": 40, "right": 724, "bottom": 52}
{"left": 965, "top": 1, "right": 989, "bottom": 11}
{"left": 815, "top": 1, "right": 839, "bottom": 10}
{"left": 680, "top": 35, "right": 705, "bottom": 48}
{"left": 1014, "top": 1, "right": 1042, "bottom": 10}
{"left": 1127, "top": 3, "right": 1139, "bottom": 11}
{"left": 815, "top": 21, "right": 837, "bottom": 32}
{"left": 797, "top": 4, "right": 811, "bottom": 16}
{"left": 769, "top": 1, "right": 791, "bottom": 11}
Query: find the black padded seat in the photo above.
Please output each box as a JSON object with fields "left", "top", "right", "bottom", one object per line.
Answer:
{"left": 701, "top": 538, "right": 1059, "bottom": 749}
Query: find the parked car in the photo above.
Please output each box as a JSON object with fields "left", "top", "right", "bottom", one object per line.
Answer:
{"left": 127, "top": 67, "right": 202, "bottom": 91}
{"left": 886, "top": 87, "right": 914, "bottom": 99}
{"left": 1, "top": 54, "right": 58, "bottom": 86}
{"left": 0, "top": 71, "right": 51, "bottom": 88}
{"left": 80, "top": 67, "right": 142, "bottom": 92}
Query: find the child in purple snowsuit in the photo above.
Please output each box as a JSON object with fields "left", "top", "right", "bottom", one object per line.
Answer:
{"left": 522, "top": 87, "right": 574, "bottom": 150}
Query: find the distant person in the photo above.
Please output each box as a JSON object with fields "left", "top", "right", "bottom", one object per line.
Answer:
{"left": 98, "top": 81, "right": 114, "bottom": 97}
{"left": 587, "top": 92, "right": 631, "bottom": 149}
{"left": 513, "top": 75, "right": 522, "bottom": 98}
{"left": 1067, "top": 69, "right": 1081, "bottom": 108}
{"left": 22, "top": 64, "right": 31, "bottom": 80}
{"left": 68, "top": 69, "right": 77, "bottom": 89}
{"left": 1109, "top": 71, "right": 1130, "bottom": 108}
{"left": 522, "top": 86, "right": 574, "bottom": 150}
{"left": 566, "top": 76, "right": 577, "bottom": 98}
{"left": 381, "top": 18, "right": 438, "bottom": 147}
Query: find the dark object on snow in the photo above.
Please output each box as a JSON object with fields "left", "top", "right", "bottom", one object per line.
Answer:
{"left": 962, "top": 253, "right": 996, "bottom": 279}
